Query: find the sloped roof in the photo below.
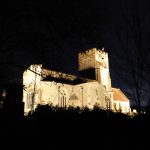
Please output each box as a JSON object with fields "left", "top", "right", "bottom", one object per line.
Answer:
{"left": 41, "top": 68, "right": 96, "bottom": 85}
{"left": 112, "top": 88, "right": 129, "bottom": 102}
{"left": 42, "top": 68, "right": 77, "bottom": 81}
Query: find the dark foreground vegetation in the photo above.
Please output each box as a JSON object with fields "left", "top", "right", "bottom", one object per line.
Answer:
{"left": 0, "top": 105, "right": 150, "bottom": 149}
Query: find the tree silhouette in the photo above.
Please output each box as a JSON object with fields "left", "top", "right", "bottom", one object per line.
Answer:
{"left": 112, "top": 1, "right": 150, "bottom": 112}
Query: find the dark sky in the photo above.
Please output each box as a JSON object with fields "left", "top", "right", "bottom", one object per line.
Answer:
{"left": 0, "top": 0, "right": 114, "bottom": 78}
{"left": 0, "top": 0, "right": 150, "bottom": 107}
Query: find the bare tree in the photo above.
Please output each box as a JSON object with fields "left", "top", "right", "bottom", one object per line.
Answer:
{"left": 112, "top": 0, "right": 150, "bottom": 112}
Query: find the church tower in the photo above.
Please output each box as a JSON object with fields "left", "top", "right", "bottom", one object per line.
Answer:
{"left": 78, "top": 48, "right": 112, "bottom": 91}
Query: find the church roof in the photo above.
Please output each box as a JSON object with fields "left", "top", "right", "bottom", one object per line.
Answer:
{"left": 41, "top": 68, "right": 95, "bottom": 85}
{"left": 112, "top": 88, "right": 129, "bottom": 102}
{"left": 42, "top": 68, "right": 77, "bottom": 81}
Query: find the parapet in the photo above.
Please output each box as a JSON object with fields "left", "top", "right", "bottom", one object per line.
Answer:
{"left": 79, "top": 48, "right": 108, "bottom": 57}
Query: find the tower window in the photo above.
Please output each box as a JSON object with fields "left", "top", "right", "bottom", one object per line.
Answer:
{"left": 83, "top": 60, "right": 86, "bottom": 68}
{"left": 87, "top": 58, "right": 89, "bottom": 67}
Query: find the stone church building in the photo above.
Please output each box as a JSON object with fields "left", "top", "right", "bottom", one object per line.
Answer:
{"left": 23, "top": 48, "right": 130, "bottom": 114}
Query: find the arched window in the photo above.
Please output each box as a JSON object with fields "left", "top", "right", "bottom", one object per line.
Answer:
{"left": 60, "top": 90, "right": 66, "bottom": 107}
{"left": 105, "top": 96, "right": 110, "bottom": 109}
{"left": 26, "top": 92, "right": 34, "bottom": 110}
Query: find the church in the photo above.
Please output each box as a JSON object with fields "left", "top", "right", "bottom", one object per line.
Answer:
{"left": 23, "top": 48, "right": 130, "bottom": 114}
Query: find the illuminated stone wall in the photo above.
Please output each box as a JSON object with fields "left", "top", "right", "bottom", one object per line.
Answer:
{"left": 23, "top": 64, "right": 106, "bottom": 113}
{"left": 78, "top": 48, "right": 96, "bottom": 71}
{"left": 23, "top": 65, "right": 42, "bottom": 113}
{"left": 113, "top": 100, "right": 130, "bottom": 113}
{"left": 40, "top": 81, "right": 105, "bottom": 109}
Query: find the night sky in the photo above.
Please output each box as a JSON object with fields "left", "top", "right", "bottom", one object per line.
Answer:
{"left": 0, "top": 0, "right": 150, "bottom": 107}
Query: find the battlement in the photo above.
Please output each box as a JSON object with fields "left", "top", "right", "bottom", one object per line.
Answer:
{"left": 79, "top": 48, "right": 108, "bottom": 57}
